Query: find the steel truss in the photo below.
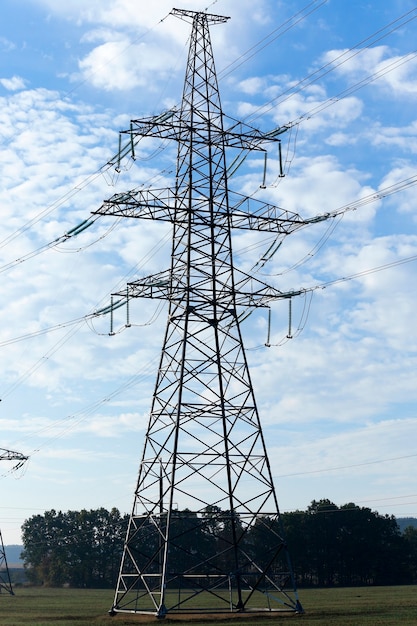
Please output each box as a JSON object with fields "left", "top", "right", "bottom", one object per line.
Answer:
{"left": 0, "top": 529, "right": 13, "bottom": 595}
{"left": 0, "top": 448, "right": 27, "bottom": 595}
{"left": 98, "top": 8, "right": 307, "bottom": 618}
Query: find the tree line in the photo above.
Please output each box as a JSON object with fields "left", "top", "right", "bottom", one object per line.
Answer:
{"left": 21, "top": 508, "right": 128, "bottom": 587}
{"left": 21, "top": 500, "right": 417, "bottom": 588}
{"left": 283, "top": 499, "right": 417, "bottom": 586}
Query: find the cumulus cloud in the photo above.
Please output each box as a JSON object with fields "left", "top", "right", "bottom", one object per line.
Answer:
{"left": 321, "top": 45, "right": 417, "bottom": 97}
{"left": 0, "top": 36, "right": 16, "bottom": 52}
{"left": 3, "top": 0, "right": 417, "bottom": 543}
{"left": 77, "top": 38, "right": 179, "bottom": 92}
{"left": 0, "top": 76, "right": 27, "bottom": 91}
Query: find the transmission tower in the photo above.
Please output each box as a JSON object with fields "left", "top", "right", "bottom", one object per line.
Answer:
{"left": 0, "top": 529, "right": 14, "bottom": 595}
{"left": 95, "top": 7, "right": 322, "bottom": 617}
{"left": 0, "top": 448, "right": 28, "bottom": 595}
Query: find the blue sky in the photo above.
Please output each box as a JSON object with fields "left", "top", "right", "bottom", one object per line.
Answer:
{"left": 1, "top": 0, "right": 417, "bottom": 544}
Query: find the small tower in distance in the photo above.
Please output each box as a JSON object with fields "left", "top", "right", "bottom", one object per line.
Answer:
{"left": 97, "top": 8, "right": 309, "bottom": 618}
{"left": 0, "top": 529, "right": 14, "bottom": 596}
{"left": 0, "top": 447, "right": 28, "bottom": 595}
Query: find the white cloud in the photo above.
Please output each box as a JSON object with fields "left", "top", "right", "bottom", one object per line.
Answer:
{"left": 25, "top": 0, "right": 275, "bottom": 98}
{"left": 2, "top": 0, "right": 417, "bottom": 544}
{"left": 0, "top": 76, "right": 27, "bottom": 91}
{"left": 77, "top": 39, "right": 179, "bottom": 92}
{"left": 0, "top": 36, "right": 16, "bottom": 52}
{"left": 259, "top": 154, "right": 374, "bottom": 218}
{"left": 270, "top": 417, "right": 417, "bottom": 514}
{"left": 321, "top": 45, "right": 417, "bottom": 97}
{"left": 368, "top": 122, "right": 417, "bottom": 154}
{"left": 325, "top": 131, "right": 357, "bottom": 147}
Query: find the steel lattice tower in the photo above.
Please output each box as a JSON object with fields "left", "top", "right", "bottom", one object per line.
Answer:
{"left": 0, "top": 447, "right": 28, "bottom": 595}
{"left": 97, "top": 8, "right": 310, "bottom": 617}
{"left": 0, "top": 529, "right": 13, "bottom": 595}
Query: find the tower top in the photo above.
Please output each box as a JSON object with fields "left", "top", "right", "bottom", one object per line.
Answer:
{"left": 170, "top": 7, "right": 230, "bottom": 24}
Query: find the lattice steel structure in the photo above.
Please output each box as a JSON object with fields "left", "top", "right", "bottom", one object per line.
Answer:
{"left": 0, "top": 529, "right": 13, "bottom": 595}
{"left": 97, "top": 8, "right": 313, "bottom": 618}
{"left": 0, "top": 447, "right": 28, "bottom": 595}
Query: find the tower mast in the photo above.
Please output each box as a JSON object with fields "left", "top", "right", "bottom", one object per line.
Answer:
{"left": 0, "top": 447, "right": 28, "bottom": 595}
{"left": 98, "top": 8, "right": 308, "bottom": 617}
{"left": 0, "top": 529, "right": 13, "bottom": 595}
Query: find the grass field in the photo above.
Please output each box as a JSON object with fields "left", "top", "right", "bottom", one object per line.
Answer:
{"left": 0, "top": 585, "right": 416, "bottom": 625}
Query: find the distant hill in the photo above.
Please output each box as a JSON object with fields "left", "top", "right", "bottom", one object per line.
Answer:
{"left": 397, "top": 517, "right": 417, "bottom": 532}
{"left": 4, "top": 545, "right": 23, "bottom": 565}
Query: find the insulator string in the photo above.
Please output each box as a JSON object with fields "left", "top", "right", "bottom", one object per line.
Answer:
{"left": 265, "top": 307, "right": 271, "bottom": 347}
{"left": 287, "top": 298, "right": 293, "bottom": 339}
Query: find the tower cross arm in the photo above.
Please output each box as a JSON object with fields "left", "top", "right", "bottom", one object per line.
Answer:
{"left": 230, "top": 193, "right": 325, "bottom": 234}
{"left": 94, "top": 187, "right": 343, "bottom": 235}
{"left": 119, "top": 109, "right": 289, "bottom": 151}
{"left": 112, "top": 270, "right": 173, "bottom": 301}
{"left": 222, "top": 120, "right": 291, "bottom": 150}
{"left": 94, "top": 187, "right": 303, "bottom": 231}
{"left": 111, "top": 268, "right": 304, "bottom": 308}
{"left": 0, "top": 448, "right": 28, "bottom": 462}
{"left": 0, "top": 447, "right": 28, "bottom": 472}
{"left": 171, "top": 7, "right": 230, "bottom": 24}
{"left": 93, "top": 188, "right": 179, "bottom": 221}
{"left": 123, "top": 118, "right": 287, "bottom": 150}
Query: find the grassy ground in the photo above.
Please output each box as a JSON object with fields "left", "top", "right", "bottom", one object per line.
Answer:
{"left": 0, "top": 585, "right": 416, "bottom": 625}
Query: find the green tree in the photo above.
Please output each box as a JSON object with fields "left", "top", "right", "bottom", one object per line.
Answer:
{"left": 282, "top": 500, "right": 412, "bottom": 587}
{"left": 403, "top": 525, "right": 417, "bottom": 583}
{"left": 21, "top": 507, "right": 128, "bottom": 587}
{"left": 306, "top": 499, "right": 340, "bottom": 586}
{"left": 281, "top": 510, "right": 311, "bottom": 586}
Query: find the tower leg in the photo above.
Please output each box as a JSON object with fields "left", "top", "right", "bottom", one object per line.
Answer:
{"left": 0, "top": 529, "right": 14, "bottom": 595}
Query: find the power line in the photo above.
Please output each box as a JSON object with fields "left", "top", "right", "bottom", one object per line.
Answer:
{"left": 0, "top": 230, "right": 416, "bottom": 359}
{"left": 276, "top": 452, "right": 417, "bottom": 479}
{"left": 1, "top": 3, "right": 414, "bottom": 262}
{"left": 217, "top": 0, "right": 328, "bottom": 82}
{"left": 2, "top": 5, "right": 416, "bottom": 520}
{"left": 244, "top": 6, "right": 417, "bottom": 125}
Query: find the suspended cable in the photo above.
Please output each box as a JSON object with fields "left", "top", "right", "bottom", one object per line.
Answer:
{"left": 0, "top": 321, "right": 84, "bottom": 401}
{"left": 255, "top": 248, "right": 417, "bottom": 350}
{"left": 52, "top": 218, "right": 123, "bottom": 254}
{"left": 287, "top": 49, "right": 417, "bottom": 129}
{"left": 85, "top": 299, "right": 166, "bottom": 337}
{"left": 8, "top": 351, "right": 162, "bottom": 455}
{"left": 2, "top": 6, "right": 417, "bottom": 413}
{"left": 252, "top": 171, "right": 417, "bottom": 278}
{"left": 2, "top": 4, "right": 414, "bottom": 261}
{"left": 0, "top": 163, "right": 174, "bottom": 275}
{"left": 0, "top": 173, "right": 415, "bottom": 353}
{"left": 0, "top": 224, "right": 172, "bottom": 401}
{"left": 0, "top": 316, "right": 87, "bottom": 348}
{"left": 243, "top": 6, "right": 417, "bottom": 125}
{"left": 0, "top": 173, "right": 104, "bottom": 251}
{"left": 315, "top": 252, "right": 417, "bottom": 290}
{"left": 267, "top": 249, "right": 417, "bottom": 335}
{"left": 255, "top": 290, "right": 313, "bottom": 350}
{"left": 217, "top": 0, "right": 328, "bottom": 83}
{"left": 255, "top": 215, "right": 343, "bottom": 277}
{"left": 0, "top": 216, "right": 101, "bottom": 274}
{"left": 275, "top": 452, "right": 417, "bottom": 479}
